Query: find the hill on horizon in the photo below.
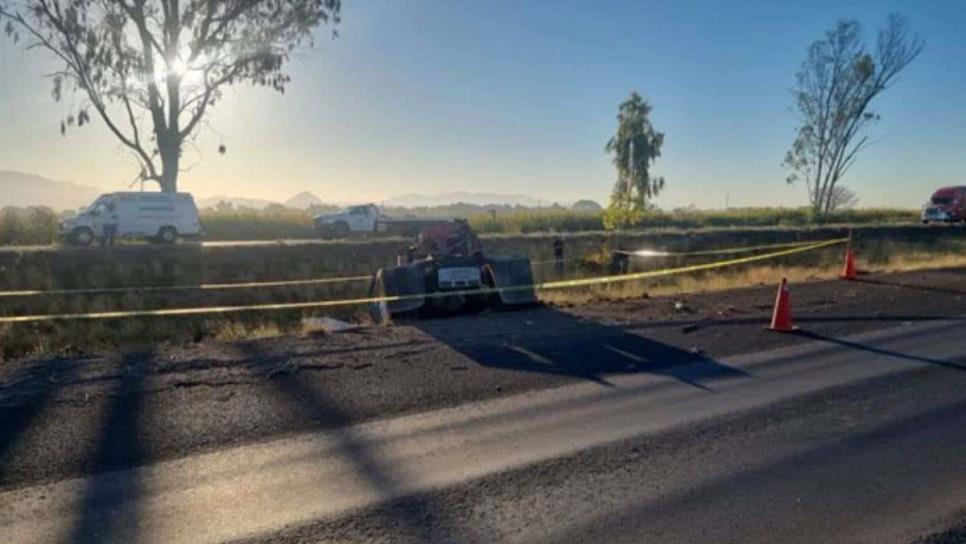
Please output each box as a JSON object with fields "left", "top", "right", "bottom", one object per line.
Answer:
{"left": 0, "top": 170, "right": 108, "bottom": 211}
{"left": 284, "top": 191, "right": 324, "bottom": 209}
{"left": 2, "top": 171, "right": 570, "bottom": 213}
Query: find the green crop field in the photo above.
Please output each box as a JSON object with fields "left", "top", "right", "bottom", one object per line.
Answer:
{"left": 0, "top": 204, "right": 922, "bottom": 246}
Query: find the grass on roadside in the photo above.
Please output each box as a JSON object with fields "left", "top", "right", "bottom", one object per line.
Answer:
{"left": 539, "top": 249, "right": 966, "bottom": 306}
{"left": 1, "top": 243, "right": 962, "bottom": 361}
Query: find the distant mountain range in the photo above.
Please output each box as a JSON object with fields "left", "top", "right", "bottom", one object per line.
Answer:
{"left": 0, "top": 170, "right": 564, "bottom": 211}
{"left": 0, "top": 170, "right": 107, "bottom": 211}
{"left": 196, "top": 191, "right": 326, "bottom": 210}
{"left": 383, "top": 192, "right": 543, "bottom": 208}
{"left": 198, "top": 191, "right": 548, "bottom": 210}
{"left": 195, "top": 195, "right": 281, "bottom": 210}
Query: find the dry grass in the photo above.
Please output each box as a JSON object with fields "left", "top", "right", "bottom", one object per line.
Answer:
{"left": 539, "top": 250, "right": 966, "bottom": 306}
{"left": 1, "top": 242, "right": 963, "bottom": 361}
{"left": 864, "top": 251, "right": 966, "bottom": 273}
{"left": 210, "top": 321, "right": 285, "bottom": 342}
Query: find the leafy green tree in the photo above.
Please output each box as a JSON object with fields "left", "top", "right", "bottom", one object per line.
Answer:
{"left": 1, "top": 0, "right": 340, "bottom": 192}
{"left": 604, "top": 92, "right": 665, "bottom": 228}
{"left": 783, "top": 15, "right": 923, "bottom": 219}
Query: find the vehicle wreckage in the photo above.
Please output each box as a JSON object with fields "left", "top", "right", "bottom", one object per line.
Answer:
{"left": 368, "top": 220, "right": 537, "bottom": 320}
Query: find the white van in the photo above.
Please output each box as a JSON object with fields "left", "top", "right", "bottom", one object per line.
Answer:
{"left": 59, "top": 192, "right": 202, "bottom": 246}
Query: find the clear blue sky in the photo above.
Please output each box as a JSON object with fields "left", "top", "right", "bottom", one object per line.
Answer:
{"left": 1, "top": 0, "right": 964, "bottom": 208}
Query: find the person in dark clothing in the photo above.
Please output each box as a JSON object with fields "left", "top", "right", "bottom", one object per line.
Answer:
{"left": 610, "top": 243, "right": 630, "bottom": 275}
{"left": 100, "top": 201, "right": 119, "bottom": 247}
{"left": 552, "top": 237, "right": 565, "bottom": 275}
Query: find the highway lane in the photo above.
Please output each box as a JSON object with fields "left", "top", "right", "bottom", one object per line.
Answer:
{"left": 1, "top": 317, "right": 963, "bottom": 543}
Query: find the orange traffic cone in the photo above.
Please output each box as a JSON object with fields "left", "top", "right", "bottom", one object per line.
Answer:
{"left": 840, "top": 246, "right": 857, "bottom": 280}
{"left": 766, "top": 278, "right": 797, "bottom": 332}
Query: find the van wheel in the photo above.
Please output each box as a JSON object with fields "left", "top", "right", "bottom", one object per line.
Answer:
{"left": 70, "top": 227, "right": 94, "bottom": 247}
{"left": 157, "top": 227, "right": 178, "bottom": 244}
{"left": 333, "top": 221, "right": 350, "bottom": 238}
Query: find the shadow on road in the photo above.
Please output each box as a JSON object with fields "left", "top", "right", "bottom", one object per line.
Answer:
{"left": 67, "top": 353, "right": 148, "bottom": 544}
{"left": 558, "top": 397, "right": 966, "bottom": 543}
{"left": 623, "top": 314, "right": 966, "bottom": 334}
{"left": 850, "top": 276, "right": 966, "bottom": 296}
{"left": 239, "top": 343, "right": 483, "bottom": 544}
{"left": 412, "top": 306, "right": 750, "bottom": 391}
{"left": 792, "top": 330, "right": 966, "bottom": 373}
{"left": 0, "top": 357, "right": 79, "bottom": 485}
{"left": 141, "top": 337, "right": 430, "bottom": 379}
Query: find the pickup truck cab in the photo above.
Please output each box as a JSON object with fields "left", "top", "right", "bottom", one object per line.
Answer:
{"left": 314, "top": 203, "right": 450, "bottom": 239}
{"left": 314, "top": 204, "right": 381, "bottom": 237}
{"left": 921, "top": 186, "right": 966, "bottom": 224}
{"left": 59, "top": 191, "right": 202, "bottom": 246}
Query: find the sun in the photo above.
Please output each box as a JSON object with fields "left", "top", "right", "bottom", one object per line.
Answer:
{"left": 155, "top": 44, "right": 208, "bottom": 89}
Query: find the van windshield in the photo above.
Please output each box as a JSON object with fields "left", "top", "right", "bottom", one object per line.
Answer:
{"left": 931, "top": 196, "right": 953, "bottom": 205}
{"left": 85, "top": 199, "right": 108, "bottom": 213}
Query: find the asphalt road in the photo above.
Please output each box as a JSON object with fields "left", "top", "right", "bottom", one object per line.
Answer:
{"left": 1, "top": 317, "right": 964, "bottom": 543}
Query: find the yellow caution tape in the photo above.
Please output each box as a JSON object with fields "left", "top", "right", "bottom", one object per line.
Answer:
{"left": 0, "top": 238, "right": 847, "bottom": 324}
{"left": 0, "top": 239, "right": 832, "bottom": 297}
{"left": 537, "top": 237, "right": 847, "bottom": 289}
{"left": 532, "top": 238, "right": 835, "bottom": 266}
{"left": 0, "top": 274, "right": 372, "bottom": 298}
{"left": 616, "top": 238, "right": 827, "bottom": 258}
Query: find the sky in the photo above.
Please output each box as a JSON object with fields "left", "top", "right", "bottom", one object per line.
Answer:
{"left": 1, "top": 0, "right": 965, "bottom": 208}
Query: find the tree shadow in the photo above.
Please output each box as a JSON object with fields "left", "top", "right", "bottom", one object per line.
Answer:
{"left": 239, "top": 343, "right": 482, "bottom": 543}
{"left": 623, "top": 314, "right": 966, "bottom": 333}
{"left": 145, "top": 338, "right": 430, "bottom": 378}
{"left": 791, "top": 330, "right": 966, "bottom": 373}
{"left": 66, "top": 352, "right": 148, "bottom": 544}
{"left": 561, "top": 397, "right": 966, "bottom": 542}
{"left": 850, "top": 276, "right": 966, "bottom": 296}
{"left": 411, "top": 306, "right": 750, "bottom": 392}
{"left": 0, "top": 357, "right": 80, "bottom": 486}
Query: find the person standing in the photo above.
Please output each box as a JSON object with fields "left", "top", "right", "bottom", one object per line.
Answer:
{"left": 100, "top": 201, "right": 119, "bottom": 247}
{"left": 552, "top": 236, "right": 565, "bottom": 275}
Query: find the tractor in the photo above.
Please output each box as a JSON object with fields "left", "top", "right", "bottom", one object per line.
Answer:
{"left": 368, "top": 220, "right": 537, "bottom": 320}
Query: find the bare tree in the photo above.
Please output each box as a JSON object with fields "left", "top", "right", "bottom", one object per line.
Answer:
{"left": 1, "top": 0, "right": 340, "bottom": 192}
{"left": 827, "top": 184, "right": 859, "bottom": 211}
{"left": 783, "top": 15, "right": 923, "bottom": 218}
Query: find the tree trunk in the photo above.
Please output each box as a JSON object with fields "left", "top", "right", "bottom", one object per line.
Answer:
{"left": 823, "top": 182, "right": 836, "bottom": 217}
{"left": 157, "top": 133, "right": 180, "bottom": 193}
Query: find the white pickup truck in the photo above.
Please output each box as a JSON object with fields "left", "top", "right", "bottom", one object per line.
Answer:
{"left": 313, "top": 203, "right": 449, "bottom": 239}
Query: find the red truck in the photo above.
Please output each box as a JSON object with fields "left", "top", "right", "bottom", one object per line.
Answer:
{"left": 921, "top": 186, "right": 966, "bottom": 224}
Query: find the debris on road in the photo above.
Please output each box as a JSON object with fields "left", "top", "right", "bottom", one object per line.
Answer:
{"left": 301, "top": 316, "right": 362, "bottom": 334}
